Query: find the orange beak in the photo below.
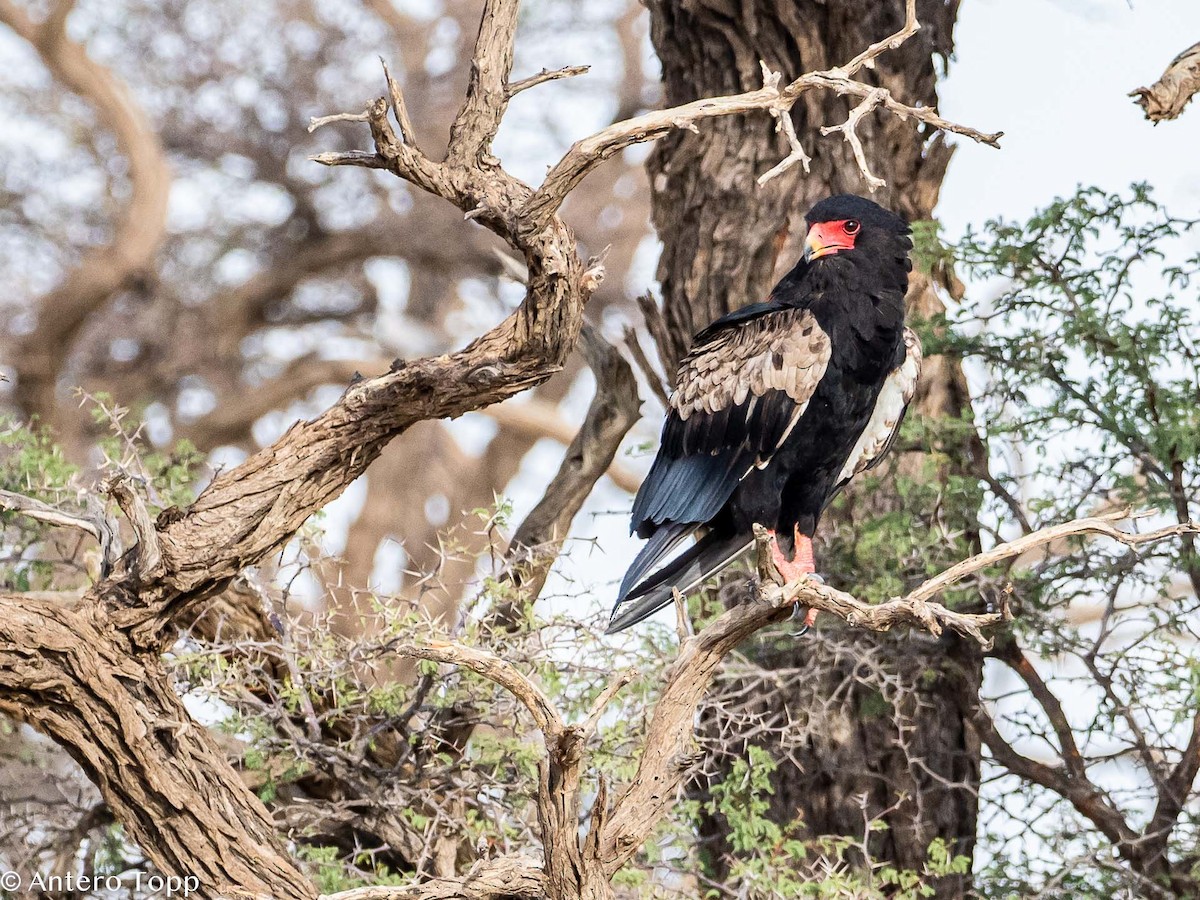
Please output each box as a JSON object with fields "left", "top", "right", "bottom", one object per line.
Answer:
{"left": 803, "top": 220, "right": 856, "bottom": 262}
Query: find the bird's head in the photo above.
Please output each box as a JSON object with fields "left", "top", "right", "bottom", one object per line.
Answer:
{"left": 801, "top": 195, "right": 911, "bottom": 267}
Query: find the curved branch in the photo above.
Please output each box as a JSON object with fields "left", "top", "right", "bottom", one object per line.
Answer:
{"left": 394, "top": 641, "right": 563, "bottom": 737}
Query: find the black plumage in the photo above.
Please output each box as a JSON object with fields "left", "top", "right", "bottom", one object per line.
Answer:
{"left": 609, "top": 195, "right": 922, "bottom": 633}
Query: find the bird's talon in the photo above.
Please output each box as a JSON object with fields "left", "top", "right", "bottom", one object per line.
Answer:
{"left": 789, "top": 602, "right": 812, "bottom": 636}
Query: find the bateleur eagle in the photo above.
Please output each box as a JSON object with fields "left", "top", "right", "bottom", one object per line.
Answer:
{"left": 608, "top": 194, "right": 921, "bottom": 633}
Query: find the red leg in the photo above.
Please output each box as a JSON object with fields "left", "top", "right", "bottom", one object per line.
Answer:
{"left": 792, "top": 531, "right": 815, "bottom": 574}
{"left": 767, "top": 527, "right": 820, "bottom": 631}
{"left": 795, "top": 527, "right": 820, "bottom": 628}
{"left": 766, "top": 529, "right": 816, "bottom": 582}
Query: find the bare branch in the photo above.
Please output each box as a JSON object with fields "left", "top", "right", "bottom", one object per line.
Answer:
{"left": 307, "top": 110, "right": 371, "bottom": 131}
{"left": 582, "top": 667, "right": 639, "bottom": 739}
{"left": 837, "top": 0, "right": 919, "bottom": 77}
{"left": 0, "top": 490, "right": 100, "bottom": 542}
{"left": 522, "top": 10, "right": 1001, "bottom": 224}
{"left": 0, "top": 489, "right": 117, "bottom": 575}
{"left": 507, "top": 65, "right": 590, "bottom": 98}
{"left": 381, "top": 59, "right": 419, "bottom": 148}
{"left": 394, "top": 641, "right": 564, "bottom": 738}
{"left": 101, "top": 473, "right": 162, "bottom": 577}
{"left": 756, "top": 73, "right": 812, "bottom": 185}
{"left": 819, "top": 87, "right": 889, "bottom": 191}
{"left": 904, "top": 509, "right": 1200, "bottom": 607}
{"left": 1131, "top": 40, "right": 1200, "bottom": 122}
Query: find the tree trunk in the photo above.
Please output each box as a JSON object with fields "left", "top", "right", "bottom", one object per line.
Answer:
{"left": 644, "top": 1, "right": 979, "bottom": 895}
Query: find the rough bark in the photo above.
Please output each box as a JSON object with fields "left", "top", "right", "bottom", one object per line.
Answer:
{"left": 644, "top": 1, "right": 979, "bottom": 894}
{"left": 0, "top": 596, "right": 315, "bottom": 900}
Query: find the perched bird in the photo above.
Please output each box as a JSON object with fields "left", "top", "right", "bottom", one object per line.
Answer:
{"left": 608, "top": 195, "right": 921, "bottom": 633}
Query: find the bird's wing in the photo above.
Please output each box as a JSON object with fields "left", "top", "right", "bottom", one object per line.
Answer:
{"left": 834, "top": 327, "right": 922, "bottom": 489}
{"left": 630, "top": 306, "right": 831, "bottom": 534}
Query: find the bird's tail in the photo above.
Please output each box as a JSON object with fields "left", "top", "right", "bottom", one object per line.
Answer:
{"left": 607, "top": 529, "right": 752, "bottom": 633}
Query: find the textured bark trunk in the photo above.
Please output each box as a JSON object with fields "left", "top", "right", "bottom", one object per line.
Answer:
{"left": 644, "top": 2, "right": 980, "bottom": 895}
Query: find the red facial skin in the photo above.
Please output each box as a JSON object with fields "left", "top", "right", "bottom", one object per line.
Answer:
{"left": 804, "top": 218, "right": 860, "bottom": 261}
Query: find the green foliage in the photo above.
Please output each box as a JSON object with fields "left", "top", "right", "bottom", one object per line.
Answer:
{"left": 297, "top": 844, "right": 409, "bottom": 893}
{"left": 0, "top": 405, "right": 204, "bottom": 592}
{"left": 0, "top": 418, "right": 77, "bottom": 496}
{"left": 694, "top": 746, "right": 969, "bottom": 898}
{"left": 942, "top": 185, "right": 1200, "bottom": 896}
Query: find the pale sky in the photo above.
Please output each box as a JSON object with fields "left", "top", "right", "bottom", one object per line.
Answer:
{"left": 939, "top": 0, "right": 1200, "bottom": 235}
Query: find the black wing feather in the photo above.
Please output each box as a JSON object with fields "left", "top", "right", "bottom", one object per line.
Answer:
{"left": 621, "top": 305, "right": 830, "bottom": 601}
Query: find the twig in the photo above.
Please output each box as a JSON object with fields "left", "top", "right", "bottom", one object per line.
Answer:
{"left": 0, "top": 489, "right": 102, "bottom": 540}
{"left": 820, "top": 87, "right": 889, "bottom": 191}
{"left": 582, "top": 667, "right": 639, "bottom": 738}
{"left": 903, "top": 509, "right": 1199, "bottom": 607}
{"left": 380, "top": 59, "right": 418, "bottom": 147}
{"left": 507, "top": 65, "right": 590, "bottom": 98}
{"left": 622, "top": 324, "right": 670, "bottom": 409}
{"left": 307, "top": 111, "right": 371, "bottom": 132}
{"left": 837, "top": 0, "right": 919, "bottom": 77}
{"left": 758, "top": 63, "right": 811, "bottom": 185}
{"left": 672, "top": 588, "right": 690, "bottom": 642}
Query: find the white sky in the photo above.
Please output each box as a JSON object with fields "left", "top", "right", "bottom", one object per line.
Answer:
{"left": 939, "top": 0, "right": 1200, "bottom": 235}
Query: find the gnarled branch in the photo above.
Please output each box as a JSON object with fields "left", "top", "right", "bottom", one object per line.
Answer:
{"left": 1131, "top": 40, "right": 1200, "bottom": 122}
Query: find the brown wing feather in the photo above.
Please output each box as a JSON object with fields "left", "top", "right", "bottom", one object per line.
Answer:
{"left": 630, "top": 307, "right": 831, "bottom": 532}
{"left": 672, "top": 308, "right": 830, "bottom": 423}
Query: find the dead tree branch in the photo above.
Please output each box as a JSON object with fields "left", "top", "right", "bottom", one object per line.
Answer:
{"left": 521, "top": 0, "right": 1000, "bottom": 221}
{"left": 101, "top": 474, "right": 162, "bottom": 577}
{"left": 507, "top": 65, "right": 590, "bottom": 98}
{"left": 1131, "top": 40, "right": 1200, "bottom": 122}
{"left": 0, "top": 489, "right": 118, "bottom": 573}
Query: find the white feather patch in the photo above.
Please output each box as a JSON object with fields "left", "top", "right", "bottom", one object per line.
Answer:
{"left": 837, "top": 328, "right": 923, "bottom": 485}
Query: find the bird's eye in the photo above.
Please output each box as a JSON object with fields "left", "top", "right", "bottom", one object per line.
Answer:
{"left": 843, "top": 220, "right": 861, "bottom": 235}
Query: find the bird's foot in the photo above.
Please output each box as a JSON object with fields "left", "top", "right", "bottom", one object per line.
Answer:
{"left": 790, "top": 602, "right": 820, "bottom": 637}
